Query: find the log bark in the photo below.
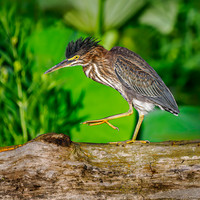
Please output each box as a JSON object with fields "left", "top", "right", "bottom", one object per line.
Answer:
{"left": 0, "top": 133, "right": 200, "bottom": 200}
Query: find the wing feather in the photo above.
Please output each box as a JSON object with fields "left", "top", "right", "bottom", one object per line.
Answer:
{"left": 114, "top": 56, "right": 163, "bottom": 98}
{"left": 112, "top": 49, "right": 179, "bottom": 114}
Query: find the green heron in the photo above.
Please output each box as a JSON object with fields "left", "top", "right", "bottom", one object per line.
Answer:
{"left": 44, "top": 37, "right": 179, "bottom": 143}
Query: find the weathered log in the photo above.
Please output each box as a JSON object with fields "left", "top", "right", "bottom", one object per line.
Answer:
{"left": 0, "top": 133, "right": 200, "bottom": 199}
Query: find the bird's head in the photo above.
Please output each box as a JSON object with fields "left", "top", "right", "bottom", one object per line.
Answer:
{"left": 44, "top": 37, "right": 100, "bottom": 74}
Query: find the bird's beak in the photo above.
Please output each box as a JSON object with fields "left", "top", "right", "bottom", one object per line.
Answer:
{"left": 44, "top": 59, "right": 73, "bottom": 74}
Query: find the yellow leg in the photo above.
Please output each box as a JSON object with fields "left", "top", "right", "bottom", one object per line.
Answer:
{"left": 109, "top": 114, "right": 146, "bottom": 145}
{"left": 127, "top": 114, "right": 144, "bottom": 143}
{"left": 82, "top": 103, "right": 133, "bottom": 130}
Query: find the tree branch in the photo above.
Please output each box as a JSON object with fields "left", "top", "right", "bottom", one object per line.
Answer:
{"left": 0, "top": 133, "right": 200, "bottom": 199}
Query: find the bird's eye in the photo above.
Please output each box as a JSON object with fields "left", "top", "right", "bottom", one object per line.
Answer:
{"left": 74, "top": 55, "right": 80, "bottom": 59}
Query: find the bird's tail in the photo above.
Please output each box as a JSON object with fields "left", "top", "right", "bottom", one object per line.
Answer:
{"left": 150, "top": 87, "right": 180, "bottom": 116}
{"left": 161, "top": 106, "right": 179, "bottom": 116}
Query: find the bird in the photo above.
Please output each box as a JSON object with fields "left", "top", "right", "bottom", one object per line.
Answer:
{"left": 44, "top": 37, "right": 179, "bottom": 143}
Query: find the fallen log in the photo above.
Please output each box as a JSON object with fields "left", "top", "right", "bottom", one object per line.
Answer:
{"left": 0, "top": 133, "right": 200, "bottom": 199}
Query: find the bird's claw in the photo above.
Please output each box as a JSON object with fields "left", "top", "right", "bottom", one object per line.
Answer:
{"left": 82, "top": 119, "right": 119, "bottom": 130}
{"left": 109, "top": 140, "right": 150, "bottom": 145}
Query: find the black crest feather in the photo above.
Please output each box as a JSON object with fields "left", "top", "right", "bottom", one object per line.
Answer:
{"left": 65, "top": 37, "right": 100, "bottom": 58}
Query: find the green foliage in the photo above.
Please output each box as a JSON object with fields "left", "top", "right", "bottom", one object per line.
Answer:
{"left": 0, "top": 0, "right": 200, "bottom": 146}
{"left": 0, "top": 3, "right": 84, "bottom": 146}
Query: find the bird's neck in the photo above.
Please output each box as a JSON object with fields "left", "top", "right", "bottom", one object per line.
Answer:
{"left": 82, "top": 46, "right": 110, "bottom": 77}
{"left": 82, "top": 47, "right": 117, "bottom": 89}
{"left": 87, "top": 46, "right": 109, "bottom": 64}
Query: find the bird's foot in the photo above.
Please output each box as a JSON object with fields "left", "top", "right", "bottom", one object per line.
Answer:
{"left": 109, "top": 140, "right": 149, "bottom": 145}
{"left": 82, "top": 119, "right": 119, "bottom": 130}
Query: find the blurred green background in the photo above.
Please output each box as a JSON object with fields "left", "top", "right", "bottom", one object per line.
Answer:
{"left": 0, "top": 0, "right": 200, "bottom": 146}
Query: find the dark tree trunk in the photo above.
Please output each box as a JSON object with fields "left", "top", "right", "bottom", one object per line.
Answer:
{"left": 0, "top": 133, "right": 200, "bottom": 199}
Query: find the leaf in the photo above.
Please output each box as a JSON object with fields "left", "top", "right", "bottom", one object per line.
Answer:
{"left": 63, "top": 0, "right": 146, "bottom": 33}
{"left": 139, "top": 0, "right": 179, "bottom": 34}
{"left": 64, "top": 0, "right": 98, "bottom": 33}
{"left": 140, "top": 106, "right": 200, "bottom": 142}
{"left": 104, "top": 0, "right": 146, "bottom": 30}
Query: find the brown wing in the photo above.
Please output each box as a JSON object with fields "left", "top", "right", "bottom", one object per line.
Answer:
{"left": 111, "top": 47, "right": 179, "bottom": 114}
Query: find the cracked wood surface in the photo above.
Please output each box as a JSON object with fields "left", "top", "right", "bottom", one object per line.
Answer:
{"left": 0, "top": 133, "right": 200, "bottom": 199}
